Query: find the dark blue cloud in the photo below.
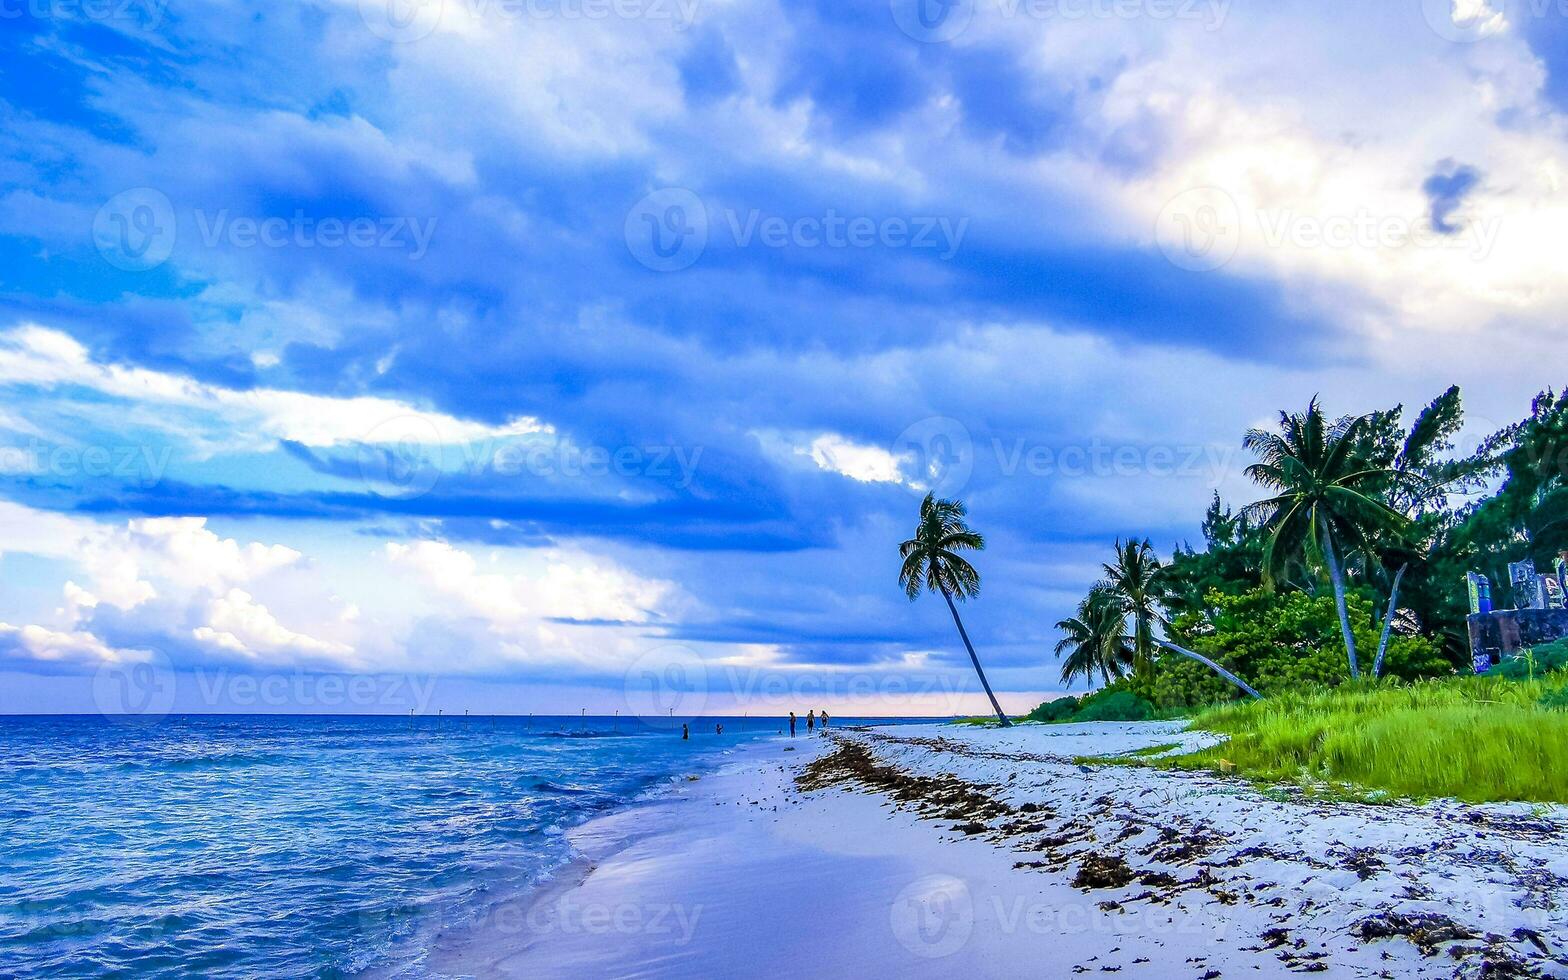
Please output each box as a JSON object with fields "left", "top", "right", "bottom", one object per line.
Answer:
{"left": 947, "top": 45, "right": 1074, "bottom": 155}
{"left": 678, "top": 26, "right": 742, "bottom": 105}
{"left": 1519, "top": 6, "right": 1568, "bottom": 113}
{"left": 1423, "top": 160, "right": 1482, "bottom": 235}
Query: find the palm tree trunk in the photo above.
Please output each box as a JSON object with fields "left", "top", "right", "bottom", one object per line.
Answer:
{"left": 940, "top": 584, "right": 1011, "bottom": 726}
{"left": 1156, "top": 640, "right": 1263, "bottom": 700}
{"left": 1371, "top": 562, "right": 1408, "bottom": 680}
{"left": 1319, "top": 515, "right": 1359, "bottom": 679}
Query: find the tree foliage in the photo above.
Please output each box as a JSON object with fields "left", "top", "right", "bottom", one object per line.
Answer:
{"left": 1048, "top": 385, "right": 1568, "bottom": 710}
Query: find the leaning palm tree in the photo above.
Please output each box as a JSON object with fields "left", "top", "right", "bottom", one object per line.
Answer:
{"left": 899, "top": 492, "right": 1010, "bottom": 726}
{"left": 1055, "top": 588, "right": 1133, "bottom": 688}
{"left": 1101, "top": 538, "right": 1163, "bottom": 676}
{"left": 1243, "top": 399, "right": 1406, "bottom": 679}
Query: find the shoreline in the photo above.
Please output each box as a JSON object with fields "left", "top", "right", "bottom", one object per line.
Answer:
{"left": 421, "top": 723, "right": 1568, "bottom": 979}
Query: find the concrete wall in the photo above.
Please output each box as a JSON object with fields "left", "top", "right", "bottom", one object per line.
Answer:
{"left": 1467, "top": 608, "right": 1568, "bottom": 670}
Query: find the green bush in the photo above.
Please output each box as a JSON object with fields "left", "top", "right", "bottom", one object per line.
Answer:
{"left": 1021, "top": 686, "right": 1157, "bottom": 724}
{"left": 1490, "top": 638, "right": 1568, "bottom": 680}
{"left": 1153, "top": 587, "right": 1448, "bottom": 709}
{"left": 1071, "top": 688, "right": 1155, "bottom": 722}
{"left": 1026, "top": 697, "right": 1080, "bottom": 722}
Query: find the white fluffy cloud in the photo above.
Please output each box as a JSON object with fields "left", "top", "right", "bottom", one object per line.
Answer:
{"left": 752, "top": 430, "right": 906, "bottom": 485}
{"left": 383, "top": 539, "right": 672, "bottom": 627}
{"left": 0, "top": 622, "right": 136, "bottom": 666}
{"left": 0, "top": 325, "right": 550, "bottom": 452}
{"left": 192, "top": 588, "right": 354, "bottom": 661}
{"left": 0, "top": 500, "right": 680, "bottom": 674}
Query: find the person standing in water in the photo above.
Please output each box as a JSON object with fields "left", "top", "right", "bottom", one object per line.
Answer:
{"left": 789, "top": 711, "right": 796, "bottom": 737}
{"left": 681, "top": 723, "right": 689, "bottom": 740}
{"left": 820, "top": 710, "right": 829, "bottom": 730}
{"left": 807, "top": 709, "right": 815, "bottom": 733}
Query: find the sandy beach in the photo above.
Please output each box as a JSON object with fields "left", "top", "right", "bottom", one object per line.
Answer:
{"left": 424, "top": 722, "right": 1568, "bottom": 979}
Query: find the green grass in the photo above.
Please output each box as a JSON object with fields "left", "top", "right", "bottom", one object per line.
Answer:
{"left": 1162, "top": 673, "right": 1568, "bottom": 804}
{"left": 1073, "top": 742, "right": 1183, "bottom": 766}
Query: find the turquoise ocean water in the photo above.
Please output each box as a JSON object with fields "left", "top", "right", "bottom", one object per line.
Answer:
{"left": 0, "top": 714, "right": 917, "bottom": 977}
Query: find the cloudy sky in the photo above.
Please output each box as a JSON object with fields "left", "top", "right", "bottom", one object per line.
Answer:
{"left": 0, "top": 0, "right": 1564, "bottom": 715}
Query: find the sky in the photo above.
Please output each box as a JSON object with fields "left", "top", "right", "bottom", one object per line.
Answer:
{"left": 0, "top": 0, "right": 1565, "bottom": 717}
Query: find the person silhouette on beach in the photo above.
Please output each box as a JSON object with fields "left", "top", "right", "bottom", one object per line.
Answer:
{"left": 716, "top": 723, "right": 723, "bottom": 735}
{"left": 789, "top": 711, "right": 796, "bottom": 737}
{"left": 807, "top": 709, "right": 815, "bottom": 733}
{"left": 682, "top": 723, "right": 689, "bottom": 740}
{"left": 821, "top": 710, "right": 829, "bottom": 730}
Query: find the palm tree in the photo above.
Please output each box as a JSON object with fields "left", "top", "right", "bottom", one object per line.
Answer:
{"left": 1101, "top": 538, "right": 1163, "bottom": 676}
{"left": 1365, "top": 387, "right": 1463, "bottom": 678}
{"left": 1244, "top": 398, "right": 1406, "bottom": 680}
{"left": 1054, "top": 588, "right": 1133, "bottom": 688}
{"left": 899, "top": 492, "right": 1010, "bottom": 726}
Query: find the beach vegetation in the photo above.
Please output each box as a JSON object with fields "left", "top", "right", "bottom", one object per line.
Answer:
{"left": 1164, "top": 673, "right": 1568, "bottom": 803}
{"left": 1053, "top": 385, "right": 1568, "bottom": 712}
{"left": 900, "top": 492, "right": 1011, "bottom": 726}
{"left": 1054, "top": 587, "right": 1133, "bottom": 688}
{"left": 1242, "top": 399, "right": 1407, "bottom": 679}
{"left": 1025, "top": 697, "right": 1080, "bottom": 723}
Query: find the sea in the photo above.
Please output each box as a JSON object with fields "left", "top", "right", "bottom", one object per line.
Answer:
{"left": 0, "top": 713, "right": 927, "bottom": 977}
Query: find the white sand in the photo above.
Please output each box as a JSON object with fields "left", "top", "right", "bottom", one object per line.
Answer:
{"left": 423, "top": 723, "right": 1568, "bottom": 979}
